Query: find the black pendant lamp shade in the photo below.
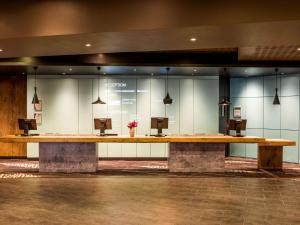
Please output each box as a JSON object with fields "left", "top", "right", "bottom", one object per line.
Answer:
{"left": 163, "top": 67, "right": 173, "bottom": 104}
{"left": 219, "top": 68, "right": 231, "bottom": 106}
{"left": 32, "top": 66, "right": 39, "bottom": 104}
{"left": 92, "top": 66, "right": 106, "bottom": 104}
{"left": 273, "top": 68, "right": 280, "bottom": 105}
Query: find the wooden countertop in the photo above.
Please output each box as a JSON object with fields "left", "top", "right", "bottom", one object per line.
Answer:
{"left": 259, "top": 139, "right": 296, "bottom": 147}
{"left": 0, "top": 134, "right": 266, "bottom": 143}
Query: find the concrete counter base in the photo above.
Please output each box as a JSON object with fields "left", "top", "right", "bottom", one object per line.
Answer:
{"left": 39, "top": 142, "right": 98, "bottom": 173}
{"left": 169, "top": 143, "right": 225, "bottom": 172}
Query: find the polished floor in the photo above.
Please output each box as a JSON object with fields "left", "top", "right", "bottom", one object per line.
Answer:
{"left": 0, "top": 158, "right": 300, "bottom": 225}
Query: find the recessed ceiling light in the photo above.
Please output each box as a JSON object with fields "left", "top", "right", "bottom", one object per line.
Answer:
{"left": 297, "top": 48, "right": 300, "bottom": 51}
{"left": 190, "top": 37, "right": 197, "bottom": 42}
{"left": 85, "top": 43, "right": 92, "bottom": 47}
{"left": 69, "top": 68, "right": 72, "bottom": 71}
{"left": 0, "top": 49, "right": 3, "bottom": 52}
{"left": 193, "top": 69, "right": 197, "bottom": 72}
{"left": 22, "top": 72, "right": 25, "bottom": 75}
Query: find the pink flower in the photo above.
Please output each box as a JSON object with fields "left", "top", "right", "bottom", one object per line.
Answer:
{"left": 127, "top": 120, "right": 138, "bottom": 129}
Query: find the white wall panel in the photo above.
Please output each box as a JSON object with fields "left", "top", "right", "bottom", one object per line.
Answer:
{"left": 281, "top": 75, "right": 299, "bottom": 97}
{"left": 180, "top": 79, "right": 194, "bottom": 134}
{"left": 281, "top": 130, "right": 299, "bottom": 163}
{"left": 245, "top": 129, "right": 263, "bottom": 158}
{"left": 230, "top": 78, "right": 247, "bottom": 98}
{"left": 166, "top": 79, "right": 180, "bottom": 135}
{"left": 263, "top": 97, "right": 280, "bottom": 129}
{"left": 27, "top": 76, "right": 219, "bottom": 158}
{"left": 231, "top": 73, "right": 300, "bottom": 163}
{"left": 92, "top": 78, "right": 108, "bottom": 157}
{"left": 264, "top": 76, "right": 281, "bottom": 97}
{"left": 246, "top": 77, "right": 263, "bottom": 97}
{"left": 281, "top": 96, "right": 299, "bottom": 131}
{"left": 121, "top": 79, "right": 137, "bottom": 157}
{"left": 150, "top": 78, "right": 167, "bottom": 157}
{"left": 263, "top": 129, "right": 281, "bottom": 139}
{"left": 136, "top": 79, "right": 151, "bottom": 157}
{"left": 246, "top": 98, "right": 263, "bottom": 129}
{"left": 194, "top": 79, "right": 219, "bottom": 133}
{"left": 79, "top": 79, "right": 93, "bottom": 133}
{"left": 107, "top": 79, "right": 122, "bottom": 157}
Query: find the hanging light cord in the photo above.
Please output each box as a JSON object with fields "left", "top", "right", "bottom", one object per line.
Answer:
{"left": 34, "top": 66, "right": 37, "bottom": 88}
{"left": 97, "top": 67, "right": 101, "bottom": 97}
{"left": 275, "top": 68, "right": 278, "bottom": 89}
{"left": 166, "top": 67, "right": 169, "bottom": 94}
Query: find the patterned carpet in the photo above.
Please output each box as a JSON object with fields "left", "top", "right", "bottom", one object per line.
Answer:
{"left": 0, "top": 157, "right": 300, "bottom": 179}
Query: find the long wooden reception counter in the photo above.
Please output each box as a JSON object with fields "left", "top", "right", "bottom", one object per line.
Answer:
{"left": 0, "top": 135, "right": 296, "bottom": 173}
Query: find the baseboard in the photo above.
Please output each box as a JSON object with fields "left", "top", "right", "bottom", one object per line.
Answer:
{"left": 0, "top": 156, "right": 27, "bottom": 159}
{"left": 99, "top": 157, "right": 168, "bottom": 161}
{"left": 25, "top": 157, "right": 168, "bottom": 161}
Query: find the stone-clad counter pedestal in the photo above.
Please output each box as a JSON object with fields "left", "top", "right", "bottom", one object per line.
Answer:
{"left": 39, "top": 142, "right": 98, "bottom": 173}
{"left": 169, "top": 143, "right": 225, "bottom": 172}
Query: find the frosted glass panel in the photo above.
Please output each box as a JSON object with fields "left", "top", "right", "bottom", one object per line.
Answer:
{"left": 245, "top": 129, "right": 263, "bottom": 158}
{"left": 150, "top": 78, "right": 166, "bottom": 157}
{"left": 39, "top": 79, "right": 79, "bottom": 134}
{"left": 180, "top": 79, "right": 194, "bottom": 134}
{"left": 194, "top": 79, "right": 219, "bottom": 133}
{"left": 263, "top": 129, "right": 281, "bottom": 139}
{"left": 281, "top": 96, "right": 299, "bottom": 130}
{"left": 263, "top": 97, "right": 280, "bottom": 129}
{"left": 230, "top": 78, "right": 247, "bottom": 98}
{"left": 121, "top": 79, "right": 137, "bottom": 157}
{"left": 281, "top": 130, "right": 299, "bottom": 163}
{"left": 107, "top": 79, "right": 122, "bottom": 157}
{"left": 166, "top": 79, "right": 180, "bottom": 135}
{"left": 136, "top": 79, "right": 151, "bottom": 157}
{"left": 230, "top": 143, "right": 246, "bottom": 157}
{"left": 79, "top": 79, "right": 93, "bottom": 133}
{"left": 246, "top": 77, "right": 263, "bottom": 97}
{"left": 230, "top": 74, "right": 300, "bottom": 163}
{"left": 281, "top": 75, "right": 299, "bottom": 97}
{"left": 246, "top": 98, "right": 263, "bottom": 129}
{"left": 27, "top": 76, "right": 219, "bottom": 158}
{"left": 264, "top": 76, "right": 281, "bottom": 97}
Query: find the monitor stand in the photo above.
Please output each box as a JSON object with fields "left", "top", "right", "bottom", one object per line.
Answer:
{"left": 21, "top": 125, "right": 29, "bottom": 136}
{"left": 235, "top": 123, "right": 244, "bottom": 137}
{"left": 96, "top": 129, "right": 118, "bottom": 136}
{"left": 150, "top": 127, "right": 167, "bottom": 137}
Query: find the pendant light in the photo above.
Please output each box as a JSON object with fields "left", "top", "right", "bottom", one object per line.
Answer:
{"left": 92, "top": 66, "right": 106, "bottom": 104}
{"left": 273, "top": 68, "right": 280, "bottom": 105}
{"left": 32, "top": 66, "right": 39, "bottom": 104}
{"left": 219, "top": 68, "right": 231, "bottom": 106}
{"left": 163, "top": 67, "right": 173, "bottom": 104}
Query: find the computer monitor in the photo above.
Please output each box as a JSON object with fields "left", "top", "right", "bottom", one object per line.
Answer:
{"left": 18, "top": 119, "right": 37, "bottom": 136}
{"left": 94, "top": 118, "right": 112, "bottom": 136}
{"left": 151, "top": 117, "right": 168, "bottom": 137}
{"left": 228, "top": 119, "right": 247, "bottom": 137}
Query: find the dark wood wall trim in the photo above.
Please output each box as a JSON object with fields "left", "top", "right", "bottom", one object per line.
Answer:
{"left": 0, "top": 76, "right": 27, "bottom": 157}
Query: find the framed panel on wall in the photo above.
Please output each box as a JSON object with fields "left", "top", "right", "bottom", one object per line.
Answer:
{"left": 233, "top": 106, "right": 241, "bottom": 118}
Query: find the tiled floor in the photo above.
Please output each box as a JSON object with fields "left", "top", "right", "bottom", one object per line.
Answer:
{"left": 0, "top": 157, "right": 300, "bottom": 225}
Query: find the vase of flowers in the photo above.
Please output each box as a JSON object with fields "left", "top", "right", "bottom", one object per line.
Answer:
{"left": 127, "top": 120, "right": 138, "bottom": 137}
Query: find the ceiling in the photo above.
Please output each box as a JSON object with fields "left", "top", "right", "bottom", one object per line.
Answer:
{"left": 0, "top": 0, "right": 300, "bottom": 62}
{"left": 21, "top": 66, "right": 300, "bottom": 77}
